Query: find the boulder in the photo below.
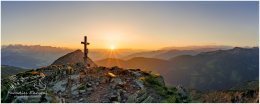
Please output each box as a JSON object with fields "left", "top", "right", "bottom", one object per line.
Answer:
{"left": 134, "top": 80, "right": 144, "bottom": 89}
{"left": 176, "top": 85, "right": 188, "bottom": 97}
{"left": 72, "top": 90, "right": 79, "bottom": 96}
{"left": 114, "top": 77, "right": 125, "bottom": 85}
{"left": 110, "top": 94, "right": 118, "bottom": 102}
{"left": 108, "top": 72, "right": 116, "bottom": 78}
{"left": 39, "top": 94, "right": 48, "bottom": 103}
{"left": 126, "top": 93, "right": 138, "bottom": 103}
{"left": 132, "top": 71, "right": 142, "bottom": 77}
{"left": 52, "top": 80, "right": 66, "bottom": 93}
{"left": 100, "top": 98, "right": 110, "bottom": 103}
{"left": 79, "top": 98, "right": 84, "bottom": 102}
{"left": 141, "top": 96, "right": 153, "bottom": 103}
{"left": 87, "top": 88, "right": 93, "bottom": 91}
{"left": 86, "top": 82, "right": 92, "bottom": 87}
{"left": 79, "top": 90, "right": 85, "bottom": 93}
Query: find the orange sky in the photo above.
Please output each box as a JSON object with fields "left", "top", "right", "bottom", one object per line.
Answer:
{"left": 2, "top": 2, "right": 259, "bottom": 50}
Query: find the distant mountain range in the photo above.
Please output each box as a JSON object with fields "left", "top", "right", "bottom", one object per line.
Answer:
{"left": 96, "top": 47, "right": 259, "bottom": 91}
{"left": 1, "top": 44, "right": 232, "bottom": 68}
{"left": 160, "top": 45, "right": 233, "bottom": 50}
{"left": 123, "top": 45, "right": 233, "bottom": 60}
{"left": 1, "top": 45, "right": 73, "bottom": 68}
{"left": 1, "top": 45, "right": 144, "bottom": 68}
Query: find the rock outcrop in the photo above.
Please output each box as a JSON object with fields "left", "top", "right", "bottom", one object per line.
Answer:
{"left": 1, "top": 64, "right": 189, "bottom": 103}
{"left": 51, "top": 50, "right": 97, "bottom": 67}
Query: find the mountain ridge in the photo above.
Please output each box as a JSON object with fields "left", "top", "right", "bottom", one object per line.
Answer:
{"left": 96, "top": 47, "right": 259, "bottom": 90}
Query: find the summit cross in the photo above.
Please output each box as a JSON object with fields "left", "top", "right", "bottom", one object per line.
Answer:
{"left": 81, "top": 36, "right": 90, "bottom": 65}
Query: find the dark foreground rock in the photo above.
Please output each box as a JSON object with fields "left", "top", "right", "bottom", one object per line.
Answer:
{"left": 1, "top": 63, "right": 189, "bottom": 103}
{"left": 189, "top": 80, "right": 259, "bottom": 103}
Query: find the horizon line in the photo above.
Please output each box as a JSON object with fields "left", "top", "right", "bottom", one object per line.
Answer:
{"left": 1, "top": 43, "right": 259, "bottom": 50}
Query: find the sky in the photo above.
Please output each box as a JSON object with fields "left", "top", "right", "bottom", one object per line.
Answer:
{"left": 1, "top": 1, "right": 259, "bottom": 50}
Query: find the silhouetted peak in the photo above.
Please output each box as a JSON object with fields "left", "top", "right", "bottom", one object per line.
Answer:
{"left": 74, "top": 49, "right": 82, "bottom": 53}
{"left": 233, "top": 47, "right": 243, "bottom": 50}
{"left": 51, "top": 50, "right": 97, "bottom": 67}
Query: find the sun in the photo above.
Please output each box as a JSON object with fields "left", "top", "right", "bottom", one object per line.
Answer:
{"left": 110, "top": 45, "right": 116, "bottom": 50}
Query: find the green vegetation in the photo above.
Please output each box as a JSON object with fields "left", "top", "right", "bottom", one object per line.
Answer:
{"left": 189, "top": 80, "right": 259, "bottom": 103}
{"left": 1, "top": 65, "right": 29, "bottom": 79}
{"left": 143, "top": 74, "right": 190, "bottom": 103}
{"left": 1, "top": 79, "right": 11, "bottom": 102}
{"left": 230, "top": 80, "right": 259, "bottom": 91}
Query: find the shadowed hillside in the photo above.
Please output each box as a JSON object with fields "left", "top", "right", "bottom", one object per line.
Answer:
{"left": 96, "top": 57, "right": 171, "bottom": 76}
{"left": 1, "top": 65, "right": 30, "bottom": 79}
{"left": 123, "top": 45, "right": 233, "bottom": 60}
{"left": 189, "top": 80, "right": 259, "bottom": 103}
{"left": 96, "top": 47, "right": 259, "bottom": 90}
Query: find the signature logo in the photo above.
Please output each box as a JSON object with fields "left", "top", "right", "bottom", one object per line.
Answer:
{"left": 7, "top": 74, "right": 47, "bottom": 96}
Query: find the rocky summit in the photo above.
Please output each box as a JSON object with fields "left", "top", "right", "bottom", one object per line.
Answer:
{"left": 51, "top": 49, "right": 97, "bottom": 67}
{"left": 1, "top": 50, "right": 190, "bottom": 103}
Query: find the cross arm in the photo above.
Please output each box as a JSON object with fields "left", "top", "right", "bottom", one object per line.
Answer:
{"left": 81, "top": 42, "right": 90, "bottom": 45}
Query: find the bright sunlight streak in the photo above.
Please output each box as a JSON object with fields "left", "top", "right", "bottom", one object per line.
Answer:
{"left": 110, "top": 45, "right": 116, "bottom": 50}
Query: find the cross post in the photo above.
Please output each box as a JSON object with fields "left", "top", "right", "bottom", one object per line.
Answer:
{"left": 81, "top": 36, "right": 90, "bottom": 66}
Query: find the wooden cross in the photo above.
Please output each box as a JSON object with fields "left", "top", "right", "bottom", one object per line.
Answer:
{"left": 81, "top": 36, "right": 90, "bottom": 65}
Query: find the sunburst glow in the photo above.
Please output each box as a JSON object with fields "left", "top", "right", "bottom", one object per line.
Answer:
{"left": 110, "top": 45, "right": 116, "bottom": 50}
